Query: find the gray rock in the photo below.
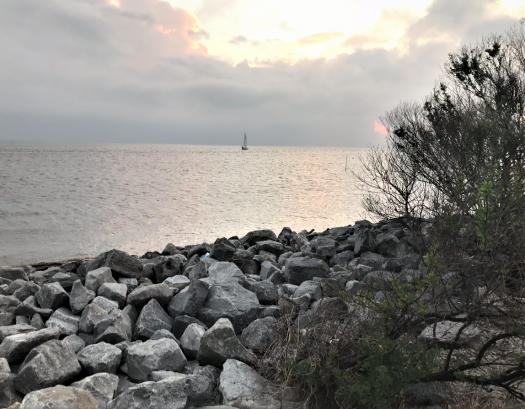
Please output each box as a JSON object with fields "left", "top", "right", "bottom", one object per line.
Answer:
{"left": 363, "top": 270, "right": 396, "bottom": 290}
{"left": 401, "top": 382, "right": 447, "bottom": 406}
{"left": 19, "top": 385, "right": 98, "bottom": 409}
{"left": 85, "top": 268, "right": 116, "bottom": 293}
{"left": 28, "top": 267, "right": 60, "bottom": 287}
{"left": 49, "top": 272, "right": 81, "bottom": 291}
{"left": 293, "top": 280, "right": 322, "bottom": 301}
{"left": 0, "top": 313, "right": 15, "bottom": 327}
{"left": 69, "top": 280, "right": 96, "bottom": 314}
{"left": 45, "top": 307, "right": 80, "bottom": 336}
{"left": 0, "top": 268, "right": 28, "bottom": 282}
{"left": 207, "top": 262, "right": 246, "bottom": 284}
{"left": 12, "top": 282, "right": 40, "bottom": 302}
{"left": 0, "top": 296, "right": 21, "bottom": 314}
{"left": 30, "top": 314, "right": 45, "bottom": 330}
{"left": 35, "top": 283, "right": 69, "bottom": 310}
{"left": 122, "top": 304, "right": 138, "bottom": 326}
{"left": 168, "top": 280, "right": 209, "bottom": 319}
{"left": 117, "top": 278, "right": 138, "bottom": 294}
{"left": 240, "top": 230, "right": 278, "bottom": 246}
{"left": 285, "top": 257, "right": 329, "bottom": 285}
{"left": 98, "top": 283, "right": 127, "bottom": 308}
{"left": 127, "top": 338, "right": 187, "bottom": 382}
{"left": 312, "top": 236, "right": 337, "bottom": 258}
{"left": 163, "top": 275, "right": 190, "bottom": 293}
{"left": 219, "top": 359, "right": 281, "bottom": 409}
{"left": 15, "top": 339, "right": 81, "bottom": 394}
{"left": 0, "top": 324, "right": 36, "bottom": 342}
{"left": 329, "top": 250, "right": 354, "bottom": 267}
{"left": 106, "top": 378, "right": 187, "bottom": 409}
{"left": 12, "top": 297, "right": 53, "bottom": 319}
{"left": 92, "top": 296, "right": 119, "bottom": 313}
{"left": 375, "top": 234, "right": 400, "bottom": 258}
{"left": 0, "top": 327, "right": 61, "bottom": 364}
{"left": 359, "top": 251, "right": 386, "bottom": 269}
{"left": 62, "top": 334, "right": 85, "bottom": 353}
{"left": 256, "top": 240, "right": 285, "bottom": 256}
{"left": 126, "top": 283, "right": 172, "bottom": 308}
{"left": 180, "top": 323, "right": 206, "bottom": 359}
{"left": 171, "top": 315, "right": 208, "bottom": 339}
{"left": 71, "top": 373, "right": 119, "bottom": 409}
{"left": 187, "top": 243, "right": 212, "bottom": 259}
{"left": 133, "top": 298, "right": 172, "bottom": 340}
{"left": 345, "top": 280, "right": 368, "bottom": 297}
{"left": 198, "top": 282, "right": 260, "bottom": 333}
{"left": 354, "top": 228, "right": 376, "bottom": 255}
{"left": 150, "top": 329, "right": 177, "bottom": 342}
{"left": 198, "top": 318, "right": 257, "bottom": 367}
{"left": 78, "top": 342, "right": 122, "bottom": 375}
{"left": 148, "top": 370, "right": 178, "bottom": 381}
{"left": 88, "top": 250, "right": 143, "bottom": 279}
{"left": 240, "top": 317, "right": 278, "bottom": 354}
{"left": 93, "top": 310, "right": 132, "bottom": 344}
{"left": 210, "top": 238, "right": 236, "bottom": 262}
{"left": 0, "top": 357, "right": 10, "bottom": 384}
{"left": 250, "top": 280, "right": 278, "bottom": 305}
{"left": 153, "top": 257, "right": 182, "bottom": 284}
{"left": 0, "top": 373, "right": 22, "bottom": 408}
{"left": 79, "top": 303, "right": 108, "bottom": 334}
{"left": 16, "top": 316, "right": 30, "bottom": 325}
{"left": 418, "top": 321, "right": 482, "bottom": 349}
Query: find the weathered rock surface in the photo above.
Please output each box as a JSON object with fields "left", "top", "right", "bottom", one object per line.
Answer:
{"left": 0, "top": 324, "right": 36, "bottom": 342}
{"left": 106, "top": 378, "right": 187, "bottom": 409}
{"left": 88, "top": 250, "right": 143, "bottom": 279}
{"left": 0, "top": 327, "right": 61, "bottom": 363}
{"left": 19, "top": 385, "right": 98, "bottom": 409}
{"left": 180, "top": 323, "right": 206, "bottom": 359}
{"left": 126, "top": 283, "right": 172, "bottom": 308}
{"left": 69, "top": 280, "right": 96, "bottom": 314}
{"left": 240, "top": 317, "right": 278, "bottom": 354}
{"left": 77, "top": 342, "right": 122, "bottom": 374}
{"left": 418, "top": 321, "right": 482, "bottom": 349}
{"left": 168, "top": 280, "right": 209, "bottom": 319}
{"left": 71, "top": 373, "right": 119, "bottom": 409}
{"left": 285, "top": 257, "right": 329, "bottom": 285}
{"left": 98, "top": 283, "right": 127, "bottom": 308}
{"left": 171, "top": 315, "right": 208, "bottom": 339}
{"left": 35, "top": 283, "right": 69, "bottom": 310}
{"left": 45, "top": 307, "right": 80, "bottom": 336}
{"left": 133, "top": 298, "right": 172, "bottom": 340}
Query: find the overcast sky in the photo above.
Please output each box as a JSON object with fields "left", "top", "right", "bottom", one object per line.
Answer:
{"left": 0, "top": 0, "right": 524, "bottom": 146}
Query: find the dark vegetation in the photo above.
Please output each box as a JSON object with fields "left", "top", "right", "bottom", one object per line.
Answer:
{"left": 263, "top": 22, "right": 525, "bottom": 408}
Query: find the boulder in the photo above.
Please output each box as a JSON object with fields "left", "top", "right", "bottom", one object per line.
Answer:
{"left": 163, "top": 275, "right": 190, "bottom": 293}
{"left": 0, "top": 268, "right": 28, "bottom": 282}
{"left": 207, "top": 262, "right": 245, "bottom": 284}
{"left": 133, "top": 298, "right": 172, "bottom": 340}
{"left": 250, "top": 280, "right": 278, "bottom": 305}
{"left": 12, "top": 298, "right": 53, "bottom": 319}
{"left": 259, "top": 261, "right": 281, "bottom": 281}
{"left": 375, "top": 234, "right": 400, "bottom": 258}
{"left": 187, "top": 243, "right": 212, "bottom": 259}
{"left": 240, "top": 317, "right": 278, "bottom": 354}
{"left": 93, "top": 310, "right": 132, "bottom": 344}
{"left": 354, "top": 229, "right": 375, "bottom": 255}
{"left": 78, "top": 342, "right": 122, "bottom": 375}
{"left": 0, "top": 324, "right": 36, "bottom": 342}
{"left": 168, "top": 280, "right": 209, "bottom": 319}
{"left": 198, "top": 282, "right": 260, "bottom": 333}
{"left": 418, "top": 321, "right": 482, "bottom": 349}
{"left": 30, "top": 314, "right": 45, "bottom": 330}
{"left": 127, "top": 338, "right": 187, "bottom": 382}
{"left": 345, "top": 280, "right": 368, "bottom": 297}
{"left": 0, "top": 374, "right": 22, "bottom": 408}
{"left": 312, "top": 236, "right": 337, "bottom": 258}
{"left": 71, "top": 373, "right": 119, "bottom": 409}
{"left": 219, "top": 359, "right": 281, "bottom": 409}
{"left": 45, "top": 307, "right": 80, "bottom": 336}
{"left": 49, "top": 272, "right": 81, "bottom": 291}
{"left": 180, "top": 323, "right": 206, "bottom": 359}
{"left": 150, "top": 329, "right": 178, "bottom": 342}
{"left": 69, "top": 280, "right": 96, "bottom": 314}
{"left": 18, "top": 386, "right": 98, "bottom": 409}
{"left": 293, "top": 280, "right": 322, "bottom": 301}
{"left": 106, "top": 378, "right": 187, "bottom": 409}
{"left": 363, "top": 270, "right": 396, "bottom": 290}
{"left": 329, "top": 250, "right": 354, "bottom": 267}
{"left": 117, "top": 278, "right": 138, "bottom": 294}
{"left": 79, "top": 303, "right": 108, "bottom": 334}
{"left": 198, "top": 318, "right": 257, "bottom": 367}
{"left": 126, "top": 283, "right": 172, "bottom": 308}
{"left": 285, "top": 257, "right": 329, "bottom": 285}
{"left": 210, "top": 238, "right": 236, "bottom": 262}
{"left": 35, "top": 283, "right": 69, "bottom": 310}
{"left": 0, "top": 357, "right": 10, "bottom": 384}
{"left": 0, "top": 327, "right": 61, "bottom": 364}
{"left": 401, "top": 382, "right": 447, "bottom": 406}
{"left": 256, "top": 240, "right": 285, "bottom": 257}
{"left": 240, "top": 230, "right": 278, "bottom": 246}
{"left": 0, "top": 313, "right": 14, "bottom": 327}
{"left": 12, "top": 282, "right": 40, "bottom": 302}
{"left": 153, "top": 257, "right": 182, "bottom": 284}
{"left": 88, "top": 250, "right": 143, "bottom": 279}
{"left": 85, "top": 268, "right": 116, "bottom": 293}
{"left": 0, "top": 296, "right": 21, "bottom": 313}
{"left": 15, "top": 339, "right": 81, "bottom": 394}
{"left": 98, "top": 283, "right": 127, "bottom": 308}
{"left": 171, "top": 315, "right": 208, "bottom": 339}
{"left": 62, "top": 334, "right": 85, "bottom": 353}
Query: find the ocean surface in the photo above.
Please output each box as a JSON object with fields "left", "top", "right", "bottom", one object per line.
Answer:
{"left": 0, "top": 141, "right": 367, "bottom": 266}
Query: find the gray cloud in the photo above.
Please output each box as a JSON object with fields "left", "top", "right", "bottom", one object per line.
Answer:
{"left": 229, "top": 35, "right": 247, "bottom": 45}
{"left": 0, "top": 0, "right": 522, "bottom": 147}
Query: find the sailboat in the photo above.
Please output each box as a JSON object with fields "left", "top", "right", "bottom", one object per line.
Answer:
{"left": 241, "top": 133, "right": 248, "bottom": 150}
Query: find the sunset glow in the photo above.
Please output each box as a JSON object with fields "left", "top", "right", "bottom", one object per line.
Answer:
{"left": 374, "top": 121, "right": 389, "bottom": 135}
{"left": 107, "top": 0, "right": 121, "bottom": 8}
{"left": 155, "top": 25, "right": 175, "bottom": 35}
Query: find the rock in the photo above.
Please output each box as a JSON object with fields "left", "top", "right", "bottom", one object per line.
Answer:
{"left": 62, "top": 334, "right": 85, "bottom": 353}
{"left": 0, "top": 357, "right": 10, "bottom": 383}
{"left": 401, "top": 382, "right": 447, "bottom": 406}
{"left": 232, "top": 251, "right": 259, "bottom": 276}
{"left": 30, "top": 314, "right": 44, "bottom": 330}
{"left": 78, "top": 342, "right": 122, "bottom": 375}
{"left": 153, "top": 257, "right": 182, "bottom": 284}
{"left": 293, "top": 280, "right": 322, "bottom": 301}
{"left": 12, "top": 282, "right": 40, "bottom": 302}
{"left": 329, "top": 250, "right": 354, "bottom": 267}
{"left": 354, "top": 229, "right": 376, "bottom": 255}
{"left": 0, "top": 296, "right": 21, "bottom": 313}
{"left": 15, "top": 316, "right": 30, "bottom": 325}
{"left": 250, "top": 280, "right": 278, "bottom": 305}
{"left": 0, "top": 324, "right": 36, "bottom": 342}
{"left": 98, "top": 283, "right": 127, "bottom": 308}
{"left": 106, "top": 378, "right": 187, "bottom": 409}
{"left": 363, "top": 270, "right": 396, "bottom": 290}
{"left": 133, "top": 298, "right": 172, "bottom": 340}
{"left": 219, "top": 359, "right": 281, "bottom": 409}
{"left": 0, "top": 327, "right": 61, "bottom": 363}
{"left": 359, "top": 251, "right": 386, "bottom": 269}
{"left": 18, "top": 385, "right": 98, "bottom": 409}
{"left": 180, "top": 323, "right": 206, "bottom": 359}
{"left": 122, "top": 305, "right": 138, "bottom": 325}
{"left": 375, "top": 234, "right": 400, "bottom": 258}
{"left": 88, "top": 250, "right": 143, "bottom": 279}
{"left": 85, "top": 268, "right": 116, "bottom": 293}
{"left": 93, "top": 310, "right": 132, "bottom": 344}
{"left": 259, "top": 261, "right": 281, "bottom": 281}
{"left": 418, "top": 321, "right": 482, "bottom": 349}
{"left": 12, "top": 298, "right": 53, "bottom": 319}
{"left": 198, "top": 282, "right": 260, "bottom": 333}
{"left": 71, "top": 373, "right": 119, "bottom": 409}
{"left": 69, "top": 280, "right": 96, "bottom": 315}
{"left": 171, "top": 315, "right": 208, "bottom": 339}
{"left": 256, "top": 240, "right": 286, "bottom": 257}
{"left": 162, "top": 243, "right": 179, "bottom": 255}
{"left": 312, "top": 236, "right": 337, "bottom": 258}
{"left": 210, "top": 238, "right": 236, "bottom": 262}
{"left": 285, "top": 257, "right": 329, "bottom": 285}
{"left": 92, "top": 296, "right": 119, "bottom": 313}
{"left": 0, "top": 268, "right": 28, "bottom": 282}
{"left": 117, "top": 278, "right": 138, "bottom": 294}
{"left": 0, "top": 313, "right": 15, "bottom": 327}
{"left": 168, "top": 280, "right": 209, "bottom": 319}
{"left": 0, "top": 374, "right": 22, "bottom": 408}
{"left": 127, "top": 338, "right": 187, "bottom": 382}
{"left": 207, "top": 262, "right": 246, "bottom": 284}
{"left": 29, "top": 267, "right": 60, "bottom": 287}
{"left": 150, "top": 329, "right": 178, "bottom": 342}
{"left": 35, "top": 283, "right": 69, "bottom": 310}
{"left": 15, "top": 339, "right": 81, "bottom": 394}
{"left": 79, "top": 303, "right": 108, "bottom": 334}
{"left": 126, "top": 283, "right": 172, "bottom": 308}
{"left": 198, "top": 318, "right": 257, "bottom": 367}
{"left": 163, "top": 275, "right": 190, "bottom": 293}
{"left": 187, "top": 243, "right": 212, "bottom": 259}
{"left": 345, "top": 280, "right": 368, "bottom": 297}
{"left": 240, "top": 317, "right": 278, "bottom": 354}
{"left": 240, "top": 230, "right": 278, "bottom": 246}
{"left": 49, "top": 272, "right": 81, "bottom": 291}
{"left": 45, "top": 307, "right": 80, "bottom": 336}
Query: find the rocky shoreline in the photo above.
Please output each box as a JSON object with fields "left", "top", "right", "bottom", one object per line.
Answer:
{"left": 0, "top": 220, "right": 454, "bottom": 409}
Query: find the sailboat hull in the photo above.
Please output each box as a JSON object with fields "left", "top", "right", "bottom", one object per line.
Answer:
{"left": 241, "top": 146, "right": 248, "bottom": 150}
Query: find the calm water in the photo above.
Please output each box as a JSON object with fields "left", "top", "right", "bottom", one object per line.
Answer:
{"left": 0, "top": 142, "right": 367, "bottom": 266}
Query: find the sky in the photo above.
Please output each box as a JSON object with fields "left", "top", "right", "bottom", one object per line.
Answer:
{"left": 0, "top": 0, "right": 524, "bottom": 147}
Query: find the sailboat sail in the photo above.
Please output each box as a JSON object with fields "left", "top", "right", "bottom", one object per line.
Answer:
{"left": 242, "top": 133, "right": 248, "bottom": 150}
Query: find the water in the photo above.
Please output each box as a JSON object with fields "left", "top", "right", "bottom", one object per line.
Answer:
{"left": 0, "top": 141, "right": 367, "bottom": 266}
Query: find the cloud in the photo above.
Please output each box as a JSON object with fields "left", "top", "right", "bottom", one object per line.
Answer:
{"left": 296, "top": 32, "right": 346, "bottom": 47}
{"left": 374, "top": 121, "right": 389, "bottom": 135}
{"left": 279, "top": 21, "right": 293, "bottom": 31}
{"left": 0, "top": 0, "right": 522, "bottom": 147}
{"left": 229, "top": 35, "right": 247, "bottom": 45}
